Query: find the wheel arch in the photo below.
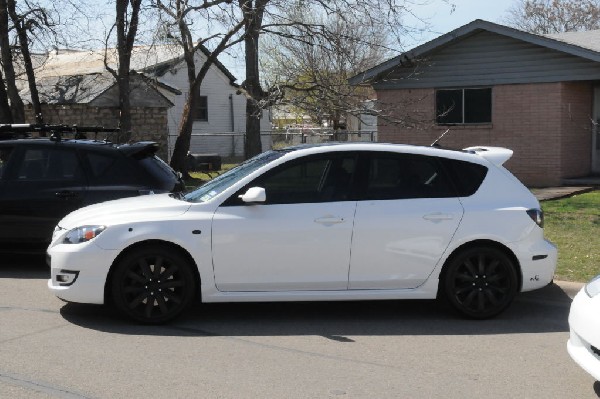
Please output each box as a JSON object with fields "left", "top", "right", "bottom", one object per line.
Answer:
{"left": 103, "top": 239, "right": 202, "bottom": 305}
{"left": 438, "top": 239, "right": 523, "bottom": 295}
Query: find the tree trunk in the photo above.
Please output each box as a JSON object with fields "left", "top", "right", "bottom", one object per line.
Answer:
{"left": 242, "top": 0, "right": 268, "bottom": 159}
{"left": 112, "top": 0, "right": 141, "bottom": 143}
{"left": 170, "top": 79, "right": 200, "bottom": 176}
{"left": 0, "top": 69, "right": 12, "bottom": 123}
{"left": 0, "top": 0, "right": 24, "bottom": 123}
{"left": 7, "top": 0, "right": 42, "bottom": 126}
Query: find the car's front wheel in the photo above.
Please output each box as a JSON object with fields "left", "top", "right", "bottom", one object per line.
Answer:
{"left": 443, "top": 246, "right": 518, "bottom": 319}
{"left": 111, "top": 245, "right": 197, "bottom": 323}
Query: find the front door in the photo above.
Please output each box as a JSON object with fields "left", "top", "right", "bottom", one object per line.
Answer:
{"left": 212, "top": 153, "right": 358, "bottom": 292}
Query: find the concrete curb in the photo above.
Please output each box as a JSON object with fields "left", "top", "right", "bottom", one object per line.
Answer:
{"left": 555, "top": 280, "right": 585, "bottom": 297}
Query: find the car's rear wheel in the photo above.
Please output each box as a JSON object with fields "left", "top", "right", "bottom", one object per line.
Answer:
{"left": 443, "top": 246, "right": 518, "bottom": 319}
{"left": 111, "top": 245, "right": 196, "bottom": 324}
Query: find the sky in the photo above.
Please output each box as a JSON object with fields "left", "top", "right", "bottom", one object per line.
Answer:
{"left": 221, "top": 0, "right": 517, "bottom": 81}
{"left": 407, "top": 0, "right": 516, "bottom": 44}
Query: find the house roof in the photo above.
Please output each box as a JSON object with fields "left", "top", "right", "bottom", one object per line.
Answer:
{"left": 34, "top": 43, "right": 237, "bottom": 84}
{"left": 20, "top": 43, "right": 234, "bottom": 105}
{"left": 19, "top": 71, "right": 175, "bottom": 107}
{"left": 349, "top": 19, "right": 600, "bottom": 85}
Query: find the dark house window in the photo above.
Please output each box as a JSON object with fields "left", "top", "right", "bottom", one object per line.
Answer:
{"left": 436, "top": 88, "right": 492, "bottom": 125}
{"left": 195, "top": 95, "right": 208, "bottom": 121}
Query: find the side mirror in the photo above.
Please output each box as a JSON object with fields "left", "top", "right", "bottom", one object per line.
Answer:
{"left": 239, "top": 187, "right": 266, "bottom": 203}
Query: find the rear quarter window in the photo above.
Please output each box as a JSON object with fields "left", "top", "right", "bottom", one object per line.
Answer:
{"left": 440, "top": 158, "right": 488, "bottom": 197}
{"left": 138, "top": 156, "right": 178, "bottom": 190}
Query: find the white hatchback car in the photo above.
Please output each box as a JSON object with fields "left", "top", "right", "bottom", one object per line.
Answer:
{"left": 48, "top": 143, "right": 557, "bottom": 323}
{"left": 568, "top": 275, "right": 600, "bottom": 381}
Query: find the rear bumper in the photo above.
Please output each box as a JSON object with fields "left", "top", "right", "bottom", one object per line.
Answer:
{"left": 512, "top": 239, "right": 557, "bottom": 292}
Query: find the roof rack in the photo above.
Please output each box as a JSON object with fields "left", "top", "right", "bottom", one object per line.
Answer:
{"left": 0, "top": 124, "right": 120, "bottom": 142}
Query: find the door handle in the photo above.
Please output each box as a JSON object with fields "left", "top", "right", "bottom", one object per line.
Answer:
{"left": 55, "top": 191, "right": 78, "bottom": 199}
{"left": 314, "top": 216, "right": 345, "bottom": 225}
{"left": 423, "top": 212, "right": 454, "bottom": 221}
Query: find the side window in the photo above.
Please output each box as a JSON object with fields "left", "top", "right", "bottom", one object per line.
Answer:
{"left": 364, "top": 153, "right": 456, "bottom": 200}
{"left": 0, "top": 147, "right": 13, "bottom": 179}
{"left": 251, "top": 155, "right": 357, "bottom": 204}
{"left": 194, "top": 95, "right": 208, "bottom": 121}
{"left": 87, "top": 152, "right": 115, "bottom": 178}
{"left": 436, "top": 88, "right": 492, "bottom": 125}
{"left": 85, "top": 152, "right": 143, "bottom": 185}
{"left": 439, "top": 158, "right": 488, "bottom": 197}
{"left": 16, "top": 148, "right": 84, "bottom": 182}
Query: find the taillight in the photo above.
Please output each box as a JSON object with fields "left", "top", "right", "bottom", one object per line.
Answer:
{"left": 526, "top": 209, "right": 544, "bottom": 228}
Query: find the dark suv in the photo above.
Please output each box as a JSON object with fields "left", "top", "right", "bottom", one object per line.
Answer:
{"left": 0, "top": 136, "right": 183, "bottom": 253}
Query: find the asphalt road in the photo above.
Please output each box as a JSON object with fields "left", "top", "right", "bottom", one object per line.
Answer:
{"left": 0, "top": 256, "right": 597, "bottom": 399}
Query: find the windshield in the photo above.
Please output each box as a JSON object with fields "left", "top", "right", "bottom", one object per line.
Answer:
{"left": 184, "top": 150, "right": 285, "bottom": 203}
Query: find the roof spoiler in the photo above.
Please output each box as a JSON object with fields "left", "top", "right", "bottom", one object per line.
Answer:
{"left": 118, "top": 141, "right": 160, "bottom": 159}
{"left": 463, "top": 146, "right": 513, "bottom": 166}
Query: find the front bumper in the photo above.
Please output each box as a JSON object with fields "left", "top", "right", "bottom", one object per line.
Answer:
{"left": 47, "top": 243, "right": 119, "bottom": 304}
{"left": 568, "top": 289, "right": 600, "bottom": 381}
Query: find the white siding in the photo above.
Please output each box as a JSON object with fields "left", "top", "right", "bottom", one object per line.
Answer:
{"left": 159, "top": 51, "right": 271, "bottom": 159}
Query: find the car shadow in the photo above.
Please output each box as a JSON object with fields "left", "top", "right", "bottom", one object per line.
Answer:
{"left": 0, "top": 254, "right": 48, "bottom": 279}
{"left": 59, "top": 282, "right": 573, "bottom": 338}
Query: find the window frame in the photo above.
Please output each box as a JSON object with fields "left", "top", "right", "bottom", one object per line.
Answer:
{"left": 194, "top": 95, "right": 208, "bottom": 121}
{"left": 435, "top": 87, "right": 492, "bottom": 125}
{"left": 222, "top": 152, "right": 360, "bottom": 206}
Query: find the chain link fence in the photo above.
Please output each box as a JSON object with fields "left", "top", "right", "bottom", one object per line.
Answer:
{"left": 168, "top": 129, "right": 377, "bottom": 161}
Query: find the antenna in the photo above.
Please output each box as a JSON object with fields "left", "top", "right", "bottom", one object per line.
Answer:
{"left": 431, "top": 128, "right": 450, "bottom": 147}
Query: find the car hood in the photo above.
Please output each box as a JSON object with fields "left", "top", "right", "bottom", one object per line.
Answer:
{"left": 57, "top": 194, "right": 192, "bottom": 229}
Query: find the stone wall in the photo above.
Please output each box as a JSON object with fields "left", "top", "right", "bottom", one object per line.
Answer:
{"left": 24, "top": 104, "right": 170, "bottom": 161}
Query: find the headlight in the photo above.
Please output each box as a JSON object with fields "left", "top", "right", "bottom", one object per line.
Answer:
{"left": 63, "top": 226, "right": 106, "bottom": 244}
{"left": 585, "top": 275, "right": 600, "bottom": 298}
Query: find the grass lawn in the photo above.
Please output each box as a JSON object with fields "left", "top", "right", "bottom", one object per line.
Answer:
{"left": 542, "top": 190, "right": 600, "bottom": 282}
{"left": 186, "top": 164, "right": 237, "bottom": 189}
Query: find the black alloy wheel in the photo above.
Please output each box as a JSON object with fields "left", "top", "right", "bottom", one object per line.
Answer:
{"left": 111, "top": 245, "right": 196, "bottom": 323}
{"left": 443, "top": 247, "right": 518, "bottom": 319}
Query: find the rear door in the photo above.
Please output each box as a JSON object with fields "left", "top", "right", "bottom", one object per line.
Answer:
{"left": 349, "top": 152, "right": 464, "bottom": 289}
{"left": 0, "top": 144, "right": 88, "bottom": 252}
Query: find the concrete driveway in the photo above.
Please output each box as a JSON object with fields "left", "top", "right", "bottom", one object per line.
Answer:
{"left": 0, "top": 257, "right": 597, "bottom": 399}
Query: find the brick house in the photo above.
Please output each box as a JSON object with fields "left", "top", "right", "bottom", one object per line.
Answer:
{"left": 350, "top": 19, "right": 600, "bottom": 186}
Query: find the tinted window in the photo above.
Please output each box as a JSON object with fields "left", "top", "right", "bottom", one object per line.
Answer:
{"left": 87, "top": 152, "right": 116, "bottom": 178}
{"left": 84, "top": 152, "right": 143, "bottom": 185}
{"left": 439, "top": 158, "right": 488, "bottom": 197}
{"left": 186, "top": 150, "right": 284, "bottom": 203}
{"left": 363, "top": 153, "right": 456, "bottom": 200}
{"left": 0, "top": 146, "right": 13, "bottom": 179}
{"left": 257, "top": 155, "right": 356, "bottom": 204}
{"left": 16, "top": 148, "right": 84, "bottom": 182}
{"left": 139, "top": 156, "right": 178, "bottom": 189}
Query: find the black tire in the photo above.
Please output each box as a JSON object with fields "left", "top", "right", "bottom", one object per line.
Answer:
{"left": 443, "top": 246, "right": 518, "bottom": 319}
{"left": 111, "top": 245, "right": 197, "bottom": 324}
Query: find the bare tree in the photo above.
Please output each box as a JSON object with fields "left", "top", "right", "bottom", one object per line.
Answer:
{"left": 7, "top": 0, "right": 51, "bottom": 124}
{"left": 152, "top": 0, "right": 245, "bottom": 175}
{"left": 0, "top": 0, "right": 24, "bottom": 122}
{"left": 263, "top": 12, "right": 389, "bottom": 131}
{"left": 506, "top": 0, "right": 600, "bottom": 34}
{"left": 239, "top": 0, "right": 268, "bottom": 158}
{"left": 104, "top": 0, "right": 143, "bottom": 143}
{"left": 238, "top": 0, "right": 418, "bottom": 157}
